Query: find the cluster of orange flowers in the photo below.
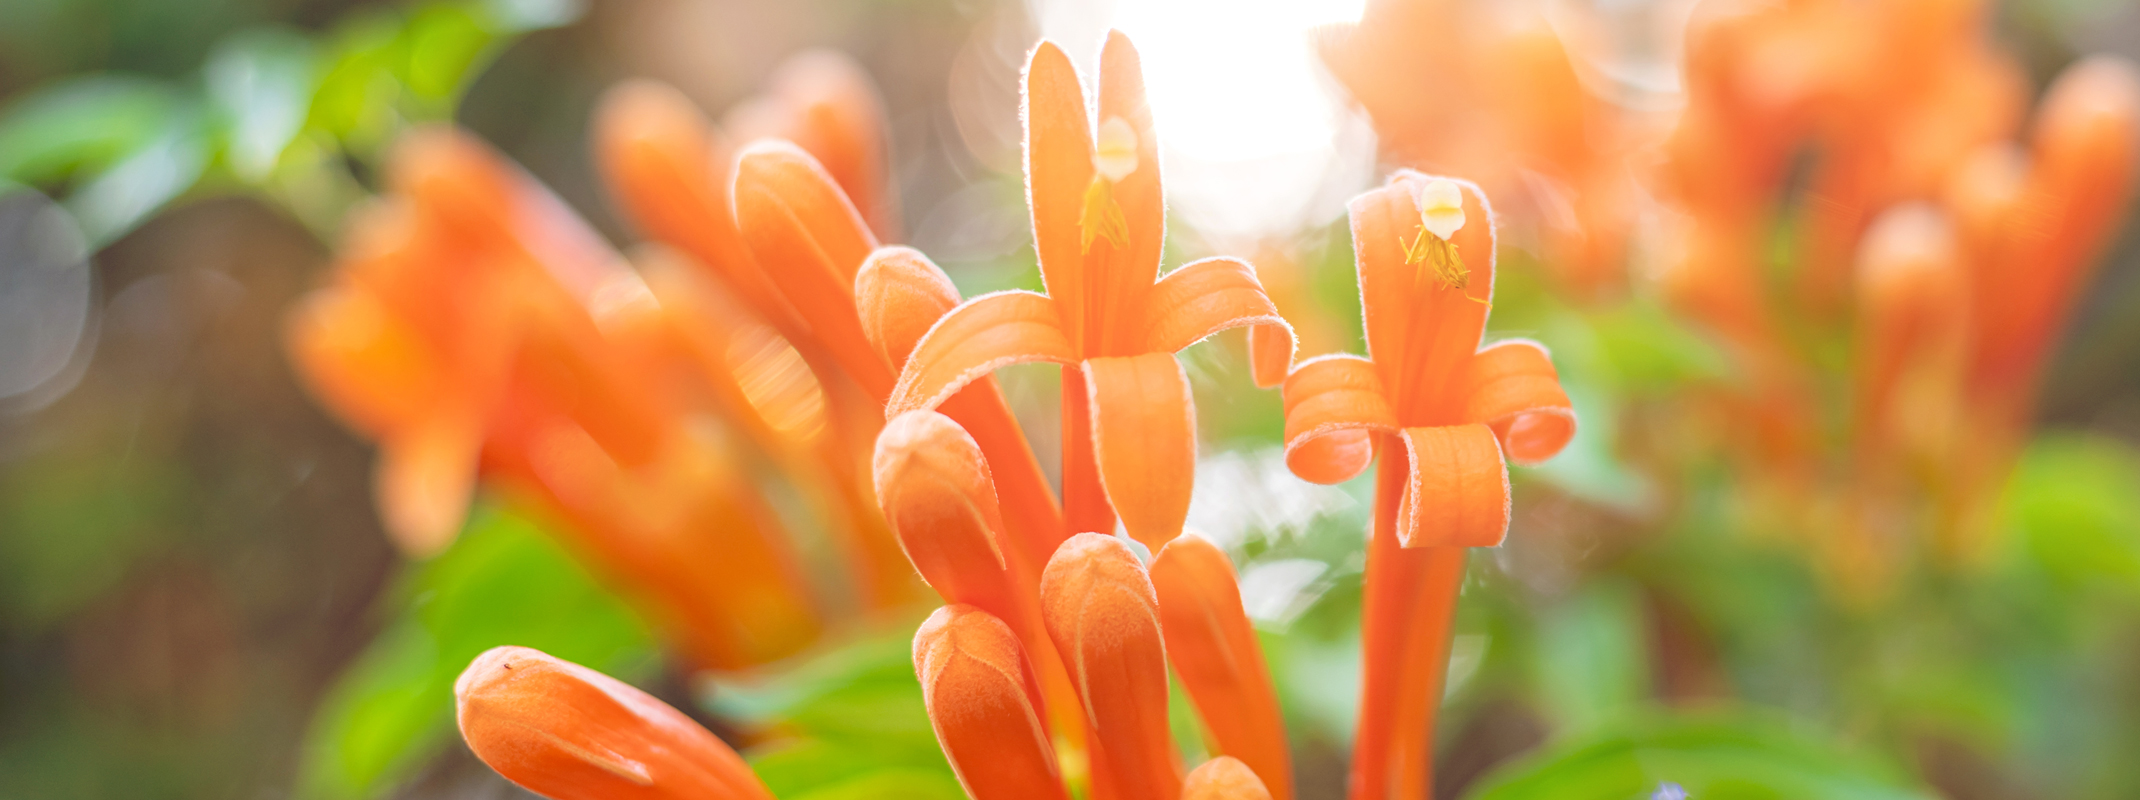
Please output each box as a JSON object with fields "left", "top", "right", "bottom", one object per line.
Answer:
{"left": 289, "top": 27, "right": 1581, "bottom": 800}
{"left": 1650, "top": 0, "right": 2139, "bottom": 584}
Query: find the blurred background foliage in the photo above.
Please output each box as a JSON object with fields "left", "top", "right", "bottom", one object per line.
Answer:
{"left": 3, "top": 0, "right": 2140, "bottom": 799}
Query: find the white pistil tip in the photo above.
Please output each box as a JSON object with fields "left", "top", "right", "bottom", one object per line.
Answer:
{"left": 1094, "top": 117, "right": 1140, "bottom": 183}
{"left": 1418, "top": 178, "right": 1466, "bottom": 240}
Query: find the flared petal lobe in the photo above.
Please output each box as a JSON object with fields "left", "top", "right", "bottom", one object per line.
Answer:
{"left": 1084, "top": 353, "right": 1197, "bottom": 550}
{"left": 914, "top": 605, "right": 1071, "bottom": 800}
{"left": 1151, "top": 537, "right": 1293, "bottom": 800}
{"left": 887, "top": 291, "right": 1079, "bottom": 415}
{"left": 1142, "top": 257, "right": 1296, "bottom": 388}
{"left": 731, "top": 141, "right": 892, "bottom": 396}
{"left": 1280, "top": 355, "right": 1398, "bottom": 485}
{"left": 1397, "top": 425, "right": 1512, "bottom": 548}
{"left": 1183, "top": 756, "right": 1275, "bottom": 800}
{"left": 454, "top": 646, "right": 775, "bottom": 800}
{"left": 1041, "top": 533, "right": 1182, "bottom": 800}
{"left": 1457, "top": 340, "right": 1575, "bottom": 465}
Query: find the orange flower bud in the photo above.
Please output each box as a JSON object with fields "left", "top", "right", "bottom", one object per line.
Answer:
{"left": 725, "top": 50, "right": 899, "bottom": 241}
{"left": 1151, "top": 536, "right": 1292, "bottom": 800}
{"left": 874, "top": 410, "right": 1021, "bottom": 616}
{"left": 1040, "top": 532, "right": 1181, "bottom": 800}
{"left": 1182, "top": 756, "right": 1275, "bottom": 800}
{"left": 857, "top": 246, "right": 962, "bottom": 370}
{"left": 731, "top": 140, "right": 893, "bottom": 398}
{"left": 454, "top": 646, "right": 775, "bottom": 800}
{"left": 913, "top": 605, "right": 1071, "bottom": 800}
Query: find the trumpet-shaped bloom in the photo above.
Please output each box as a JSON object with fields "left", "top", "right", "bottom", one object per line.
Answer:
{"left": 1279, "top": 172, "right": 1573, "bottom": 800}
{"left": 1040, "top": 533, "right": 1181, "bottom": 800}
{"left": 455, "top": 646, "right": 776, "bottom": 800}
{"left": 913, "top": 605, "right": 1072, "bottom": 800}
{"left": 1151, "top": 536, "right": 1292, "bottom": 800}
{"left": 1182, "top": 756, "right": 1275, "bottom": 800}
{"left": 886, "top": 32, "right": 1295, "bottom": 550}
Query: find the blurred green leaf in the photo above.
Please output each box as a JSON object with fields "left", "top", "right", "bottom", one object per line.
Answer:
{"left": 2002, "top": 433, "right": 2140, "bottom": 597}
{"left": 1466, "top": 713, "right": 1937, "bottom": 800}
{"left": 0, "top": 76, "right": 186, "bottom": 184}
{"left": 64, "top": 106, "right": 210, "bottom": 245}
{"left": 298, "top": 505, "right": 654, "bottom": 800}
{"left": 205, "top": 28, "right": 318, "bottom": 183}
{"left": 1534, "top": 580, "right": 1650, "bottom": 733}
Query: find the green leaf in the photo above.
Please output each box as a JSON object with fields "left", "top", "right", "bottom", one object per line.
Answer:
{"left": 1465, "top": 713, "right": 1937, "bottom": 800}
{"left": 205, "top": 28, "right": 319, "bottom": 183}
{"left": 63, "top": 103, "right": 210, "bottom": 244}
{"left": 0, "top": 76, "right": 186, "bottom": 185}
{"left": 297, "top": 505, "right": 654, "bottom": 800}
{"left": 2002, "top": 433, "right": 2140, "bottom": 597}
{"left": 1534, "top": 580, "right": 1650, "bottom": 733}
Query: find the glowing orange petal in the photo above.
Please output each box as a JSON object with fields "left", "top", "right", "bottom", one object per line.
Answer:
{"left": 914, "top": 605, "right": 1071, "bottom": 800}
{"left": 1143, "top": 257, "right": 1296, "bottom": 388}
{"left": 732, "top": 141, "right": 893, "bottom": 397}
{"left": 1182, "top": 756, "right": 1275, "bottom": 800}
{"left": 1280, "top": 355, "right": 1398, "bottom": 485}
{"left": 887, "top": 291, "right": 1078, "bottom": 415}
{"left": 592, "top": 80, "right": 806, "bottom": 337}
{"left": 375, "top": 416, "right": 481, "bottom": 557}
{"left": 1151, "top": 537, "right": 1293, "bottom": 800}
{"left": 1087, "top": 30, "right": 1163, "bottom": 356}
{"left": 1395, "top": 425, "right": 1510, "bottom": 548}
{"left": 1458, "top": 340, "right": 1575, "bottom": 466}
{"left": 1023, "top": 40, "right": 1097, "bottom": 351}
{"left": 1353, "top": 173, "right": 1497, "bottom": 421}
{"left": 455, "top": 646, "right": 776, "bottom": 800}
{"left": 1084, "top": 353, "right": 1196, "bottom": 550}
{"left": 1040, "top": 533, "right": 1181, "bottom": 800}
{"left": 857, "top": 246, "right": 963, "bottom": 369}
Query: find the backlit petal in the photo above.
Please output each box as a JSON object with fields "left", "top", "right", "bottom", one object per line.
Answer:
{"left": 1395, "top": 425, "right": 1511, "bottom": 548}
{"left": 1040, "top": 533, "right": 1182, "bottom": 800}
{"left": 1354, "top": 172, "right": 1497, "bottom": 422}
{"left": 1280, "top": 355, "right": 1398, "bottom": 485}
{"left": 1024, "top": 41, "right": 1097, "bottom": 349}
{"left": 1142, "top": 257, "right": 1296, "bottom": 388}
{"left": 1084, "top": 353, "right": 1197, "bottom": 550}
{"left": 1458, "top": 340, "right": 1576, "bottom": 466}
{"left": 732, "top": 140, "right": 893, "bottom": 397}
{"left": 887, "top": 291, "right": 1078, "bottom": 415}
{"left": 913, "top": 606, "right": 1071, "bottom": 800}
{"left": 1152, "top": 537, "right": 1293, "bottom": 800}
{"left": 455, "top": 646, "right": 776, "bottom": 800}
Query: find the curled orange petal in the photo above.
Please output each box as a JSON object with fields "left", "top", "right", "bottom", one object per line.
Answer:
{"left": 1041, "top": 533, "right": 1182, "bottom": 800}
{"left": 455, "top": 646, "right": 776, "bottom": 800}
{"left": 1396, "top": 425, "right": 1511, "bottom": 548}
{"left": 1280, "top": 355, "right": 1398, "bottom": 485}
{"left": 1458, "top": 340, "right": 1575, "bottom": 466}
{"left": 887, "top": 291, "right": 1078, "bottom": 415}
{"left": 914, "top": 605, "right": 1071, "bottom": 800}
{"left": 1142, "top": 257, "right": 1296, "bottom": 388}
{"left": 1182, "top": 756, "right": 1275, "bottom": 800}
{"left": 1151, "top": 537, "right": 1292, "bottom": 800}
{"left": 732, "top": 140, "right": 893, "bottom": 397}
{"left": 1085, "top": 353, "right": 1197, "bottom": 550}
{"left": 857, "top": 245, "right": 962, "bottom": 370}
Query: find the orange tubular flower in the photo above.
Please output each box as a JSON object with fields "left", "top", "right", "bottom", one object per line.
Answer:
{"left": 1150, "top": 536, "right": 1292, "bottom": 800}
{"left": 725, "top": 50, "right": 902, "bottom": 242}
{"left": 455, "top": 646, "right": 776, "bottom": 800}
{"left": 886, "top": 32, "right": 1295, "bottom": 550}
{"left": 913, "top": 605, "right": 1073, "bottom": 800}
{"left": 1183, "top": 756, "right": 1275, "bottom": 800}
{"left": 1279, "top": 172, "right": 1574, "bottom": 799}
{"left": 1041, "top": 533, "right": 1182, "bottom": 800}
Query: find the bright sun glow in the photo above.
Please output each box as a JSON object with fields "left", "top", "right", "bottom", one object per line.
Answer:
{"left": 1030, "top": 0, "right": 1373, "bottom": 241}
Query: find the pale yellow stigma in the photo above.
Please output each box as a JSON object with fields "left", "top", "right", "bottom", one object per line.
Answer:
{"left": 1417, "top": 179, "right": 1466, "bottom": 240}
{"left": 1094, "top": 117, "right": 1140, "bottom": 183}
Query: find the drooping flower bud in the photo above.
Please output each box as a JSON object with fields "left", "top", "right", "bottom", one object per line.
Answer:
{"left": 1040, "top": 533, "right": 1181, "bottom": 800}
{"left": 856, "top": 246, "right": 962, "bottom": 370}
{"left": 454, "top": 646, "right": 775, "bottom": 800}
{"left": 1182, "top": 756, "right": 1275, "bottom": 800}
{"left": 913, "top": 605, "right": 1072, "bottom": 800}
{"left": 875, "top": 410, "right": 1021, "bottom": 618}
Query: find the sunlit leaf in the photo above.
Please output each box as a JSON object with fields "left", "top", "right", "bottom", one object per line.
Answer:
{"left": 205, "top": 28, "right": 318, "bottom": 183}
{"left": 2002, "top": 433, "right": 2140, "bottom": 596}
{"left": 1465, "top": 713, "right": 1937, "bottom": 800}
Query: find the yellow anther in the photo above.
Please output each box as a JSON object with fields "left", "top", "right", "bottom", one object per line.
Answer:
{"left": 1417, "top": 178, "right": 1466, "bottom": 240}
{"left": 1094, "top": 117, "right": 1140, "bottom": 183}
{"left": 1080, "top": 117, "right": 1138, "bottom": 253}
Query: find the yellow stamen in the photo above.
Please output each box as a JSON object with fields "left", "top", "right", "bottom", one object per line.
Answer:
{"left": 1401, "top": 228, "right": 1487, "bottom": 306}
{"left": 1081, "top": 175, "right": 1129, "bottom": 253}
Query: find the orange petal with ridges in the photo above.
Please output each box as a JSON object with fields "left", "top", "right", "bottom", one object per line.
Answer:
{"left": 375, "top": 416, "right": 481, "bottom": 557}
{"left": 1458, "top": 340, "right": 1575, "bottom": 466}
{"left": 914, "top": 605, "right": 1071, "bottom": 800}
{"left": 1280, "top": 354, "right": 1398, "bottom": 485}
{"left": 1085, "top": 353, "right": 1197, "bottom": 550}
{"left": 1151, "top": 537, "right": 1293, "bottom": 800}
{"left": 732, "top": 140, "right": 893, "bottom": 397}
{"left": 887, "top": 290, "right": 1078, "bottom": 415}
{"left": 875, "top": 411, "right": 1021, "bottom": 609}
{"left": 455, "top": 646, "right": 776, "bottom": 800}
{"left": 857, "top": 246, "right": 962, "bottom": 370}
{"left": 1023, "top": 41, "right": 1097, "bottom": 350}
{"left": 1041, "top": 533, "right": 1182, "bottom": 800}
{"left": 1143, "top": 257, "right": 1295, "bottom": 388}
{"left": 1182, "top": 756, "right": 1274, "bottom": 800}
{"left": 1396, "top": 425, "right": 1510, "bottom": 548}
